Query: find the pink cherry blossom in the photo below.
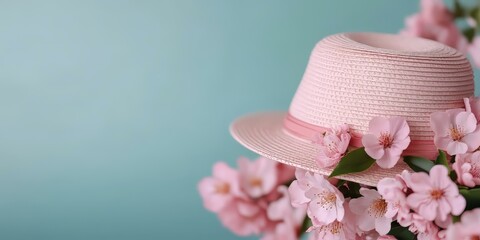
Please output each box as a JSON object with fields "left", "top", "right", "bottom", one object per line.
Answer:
{"left": 469, "top": 37, "right": 480, "bottom": 68}
{"left": 400, "top": 0, "right": 468, "bottom": 52}
{"left": 307, "top": 201, "right": 357, "bottom": 240}
{"left": 288, "top": 169, "right": 340, "bottom": 207}
{"left": 288, "top": 169, "right": 346, "bottom": 225}
{"left": 445, "top": 209, "right": 480, "bottom": 240}
{"left": 349, "top": 188, "right": 396, "bottom": 235}
{"left": 430, "top": 109, "right": 480, "bottom": 155}
{"left": 377, "top": 170, "right": 410, "bottom": 201}
{"left": 362, "top": 117, "right": 411, "bottom": 169}
{"left": 315, "top": 124, "right": 351, "bottom": 168}
{"left": 406, "top": 165, "right": 466, "bottom": 222}
{"left": 238, "top": 157, "right": 278, "bottom": 198}
{"left": 304, "top": 175, "right": 345, "bottom": 225}
{"left": 453, "top": 151, "right": 480, "bottom": 187}
{"left": 198, "top": 162, "right": 241, "bottom": 212}
{"left": 217, "top": 199, "right": 270, "bottom": 236}
{"left": 288, "top": 169, "right": 316, "bottom": 207}
{"left": 377, "top": 171, "right": 411, "bottom": 224}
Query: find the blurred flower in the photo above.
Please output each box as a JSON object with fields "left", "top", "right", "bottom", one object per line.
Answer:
{"left": 406, "top": 165, "right": 466, "bottom": 222}
{"left": 445, "top": 209, "right": 480, "bottom": 240}
{"left": 238, "top": 157, "right": 278, "bottom": 198}
{"left": 261, "top": 186, "right": 306, "bottom": 240}
{"left": 315, "top": 124, "right": 351, "bottom": 168}
{"left": 362, "top": 117, "right": 411, "bottom": 169}
{"left": 349, "top": 188, "right": 395, "bottom": 235}
{"left": 261, "top": 222, "right": 297, "bottom": 240}
{"left": 198, "top": 162, "right": 241, "bottom": 212}
{"left": 453, "top": 151, "right": 480, "bottom": 187}
{"left": 400, "top": 0, "right": 468, "bottom": 52}
{"left": 430, "top": 109, "right": 480, "bottom": 155}
{"left": 218, "top": 199, "right": 270, "bottom": 236}
{"left": 199, "top": 157, "right": 306, "bottom": 238}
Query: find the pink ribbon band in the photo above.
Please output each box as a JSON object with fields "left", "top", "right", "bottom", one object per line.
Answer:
{"left": 283, "top": 113, "right": 438, "bottom": 159}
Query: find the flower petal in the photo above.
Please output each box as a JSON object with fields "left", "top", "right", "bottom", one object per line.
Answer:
{"left": 407, "top": 192, "right": 429, "bottom": 209}
{"left": 363, "top": 134, "right": 385, "bottom": 159}
{"left": 375, "top": 217, "right": 392, "bottom": 235}
{"left": 288, "top": 180, "right": 310, "bottom": 207}
{"left": 389, "top": 117, "right": 410, "bottom": 140}
{"left": 358, "top": 214, "right": 376, "bottom": 232}
{"left": 418, "top": 200, "right": 438, "bottom": 221}
{"left": 434, "top": 136, "right": 453, "bottom": 151}
{"left": 376, "top": 149, "right": 401, "bottom": 169}
{"left": 446, "top": 141, "right": 468, "bottom": 155}
{"left": 428, "top": 165, "right": 449, "bottom": 189}
{"left": 455, "top": 112, "right": 477, "bottom": 134}
{"left": 349, "top": 196, "right": 371, "bottom": 215}
{"left": 360, "top": 188, "right": 381, "bottom": 199}
{"left": 407, "top": 172, "right": 431, "bottom": 193}
{"left": 449, "top": 195, "right": 466, "bottom": 216}
{"left": 369, "top": 117, "right": 390, "bottom": 135}
{"left": 214, "top": 162, "right": 238, "bottom": 183}
{"left": 430, "top": 111, "right": 451, "bottom": 136}
{"left": 462, "top": 126, "right": 480, "bottom": 152}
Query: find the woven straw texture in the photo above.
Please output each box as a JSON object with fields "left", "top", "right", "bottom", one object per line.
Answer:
{"left": 230, "top": 32, "right": 474, "bottom": 186}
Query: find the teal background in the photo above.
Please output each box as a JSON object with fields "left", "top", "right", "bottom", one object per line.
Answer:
{"left": 0, "top": 1, "right": 477, "bottom": 240}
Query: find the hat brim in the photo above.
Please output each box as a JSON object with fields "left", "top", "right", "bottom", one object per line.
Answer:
{"left": 230, "top": 111, "right": 412, "bottom": 186}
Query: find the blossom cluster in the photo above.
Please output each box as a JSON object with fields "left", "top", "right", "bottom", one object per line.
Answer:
{"left": 198, "top": 157, "right": 305, "bottom": 239}
{"left": 289, "top": 169, "right": 391, "bottom": 239}
{"left": 305, "top": 97, "right": 480, "bottom": 240}
{"left": 287, "top": 164, "right": 480, "bottom": 240}
{"left": 401, "top": 0, "right": 480, "bottom": 68}
{"left": 199, "top": 95, "right": 480, "bottom": 239}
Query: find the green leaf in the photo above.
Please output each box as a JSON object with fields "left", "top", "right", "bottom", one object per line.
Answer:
{"left": 460, "top": 188, "right": 480, "bottom": 210}
{"left": 338, "top": 185, "right": 350, "bottom": 197}
{"left": 450, "top": 170, "right": 458, "bottom": 182}
{"left": 299, "top": 216, "right": 311, "bottom": 234}
{"left": 463, "top": 27, "right": 476, "bottom": 43}
{"left": 388, "top": 223, "right": 416, "bottom": 240}
{"left": 335, "top": 179, "right": 346, "bottom": 187}
{"left": 435, "top": 150, "right": 450, "bottom": 170}
{"left": 403, "top": 156, "right": 435, "bottom": 173}
{"left": 347, "top": 181, "right": 361, "bottom": 198}
{"left": 453, "top": 0, "right": 465, "bottom": 18}
{"left": 452, "top": 215, "right": 461, "bottom": 223}
{"left": 329, "top": 147, "right": 375, "bottom": 178}
{"left": 470, "top": 7, "right": 480, "bottom": 22}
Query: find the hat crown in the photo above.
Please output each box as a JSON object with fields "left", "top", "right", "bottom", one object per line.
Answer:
{"left": 288, "top": 32, "right": 474, "bottom": 140}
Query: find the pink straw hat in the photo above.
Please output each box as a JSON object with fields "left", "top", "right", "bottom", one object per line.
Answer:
{"left": 230, "top": 32, "right": 474, "bottom": 186}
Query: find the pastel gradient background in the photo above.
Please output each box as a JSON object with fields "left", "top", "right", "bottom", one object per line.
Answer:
{"left": 0, "top": 1, "right": 477, "bottom": 240}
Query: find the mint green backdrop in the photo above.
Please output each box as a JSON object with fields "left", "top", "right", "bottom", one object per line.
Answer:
{"left": 0, "top": 1, "right": 477, "bottom": 240}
